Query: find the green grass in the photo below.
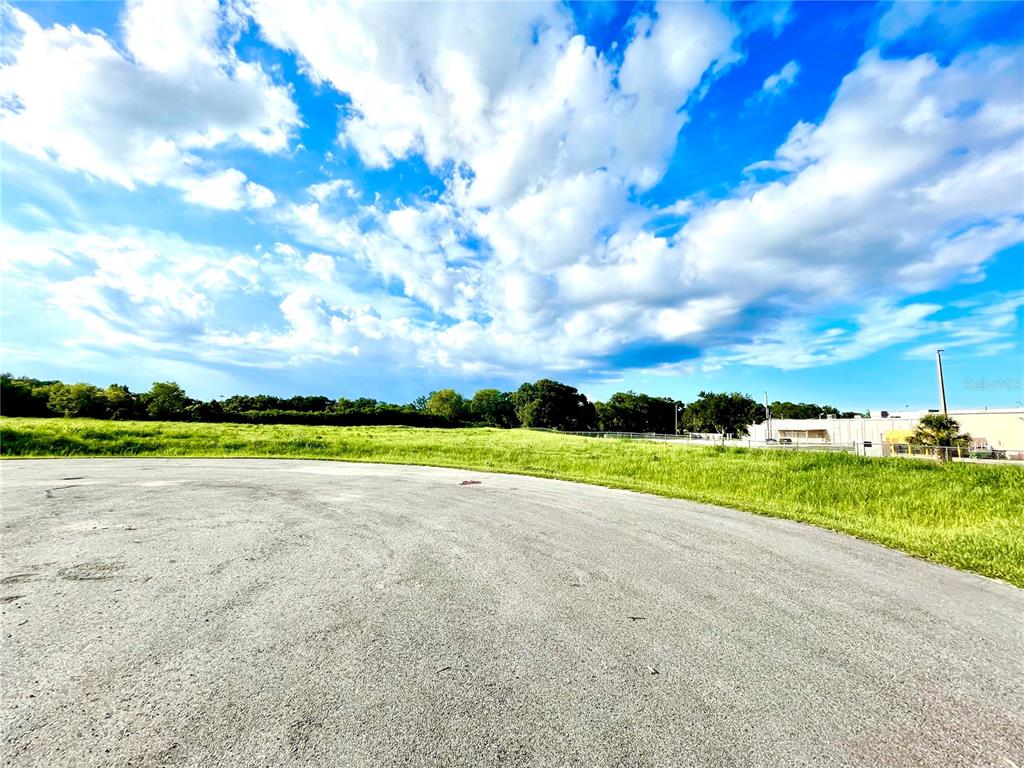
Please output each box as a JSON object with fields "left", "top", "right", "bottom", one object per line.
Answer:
{"left": 3, "top": 417, "right": 1023, "bottom": 587}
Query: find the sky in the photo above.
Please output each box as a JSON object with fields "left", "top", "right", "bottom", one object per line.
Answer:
{"left": 1, "top": 0, "right": 1022, "bottom": 410}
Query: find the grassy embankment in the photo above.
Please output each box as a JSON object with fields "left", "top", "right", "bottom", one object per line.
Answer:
{"left": 2, "top": 417, "right": 1022, "bottom": 586}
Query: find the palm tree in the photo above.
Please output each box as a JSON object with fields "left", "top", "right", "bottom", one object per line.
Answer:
{"left": 908, "top": 413, "right": 971, "bottom": 463}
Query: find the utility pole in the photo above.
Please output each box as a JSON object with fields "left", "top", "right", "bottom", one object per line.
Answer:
{"left": 936, "top": 349, "right": 948, "bottom": 415}
{"left": 764, "top": 391, "right": 771, "bottom": 441}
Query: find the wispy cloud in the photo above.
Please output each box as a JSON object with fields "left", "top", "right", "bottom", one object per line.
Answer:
{"left": 760, "top": 59, "right": 800, "bottom": 96}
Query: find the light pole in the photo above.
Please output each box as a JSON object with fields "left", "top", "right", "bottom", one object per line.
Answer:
{"left": 764, "top": 391, "right": 771, "bottom": 441}
{"left": 936, "top": 349, "right": 948, "bottom": 415}
{"left": 674, "top": 402, "right": 683, "bottom": 436}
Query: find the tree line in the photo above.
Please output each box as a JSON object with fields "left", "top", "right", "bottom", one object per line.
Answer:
{"left": 0, "top": 374, "right": 861, "bottom": 436}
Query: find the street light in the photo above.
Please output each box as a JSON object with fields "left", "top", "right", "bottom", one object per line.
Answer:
{"left": 936, "top": 349, "right": 948, "bottom": 415}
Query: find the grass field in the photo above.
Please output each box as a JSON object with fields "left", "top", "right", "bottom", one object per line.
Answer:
{"left": 2, "top": 417, "right": 1022, "bottom": 587}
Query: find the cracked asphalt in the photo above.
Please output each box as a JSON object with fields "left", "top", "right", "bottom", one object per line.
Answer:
{"left": 1, "top": 458, "right": 1022, "bottom": 767}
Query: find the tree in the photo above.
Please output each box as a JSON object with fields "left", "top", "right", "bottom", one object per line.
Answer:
{"left": 469, "top": 389, "right": 519, "bottom": 428}
{"left": 425, "top": 389, "right": 469, "bottom": 423}
{"left": 769, "top": 401, "right": 841, "bottom": 420}
{"left": 144, "top": 382, "right": 188, "bottom": 420}
{"left": 511, "top": 379, "right": 597, "bottom": 431}
{"left": 47, "top": 383, "right": 108, "bottom": 418}
{"left": 597, "top": 392, "right": 681, "bottom": 433}
{"left": 681, "top": 391, "right": 762, "bottom": 438}
{"left": 104, "top": 384, "right": 138, "bottom": 420}
{"left": 909, "top": 413, "right": 971, "bottom": 462}
{"left": 0, "top": 374, "right": 54, "bottom": 417}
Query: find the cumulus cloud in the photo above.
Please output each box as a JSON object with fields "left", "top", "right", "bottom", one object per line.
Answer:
{"left": 0, "top": 224, "right": 428, "bottom": 368}
{"left": 303, "top": 252, "right": 336, "bottom": 282}
{"left": 179, "top": 169, "right": 276, "bottom": 210}
{"left": 271, "top": 39, "right": 1022, "bottom": 375}
{"left": 248, "top": 0, "right": 739, "bottom": 208}
{"left": 0, "top": 1, "right": 299, "bottom": 208}
{"left": 5, "top": 2, "right": 1020, "bottom": 381}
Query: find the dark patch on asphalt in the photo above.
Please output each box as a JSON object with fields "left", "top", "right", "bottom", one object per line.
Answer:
{"left": 1, "top": 594, "right": 25, "bottom": 603}
{"left": 0, "top": 573, "right": 36, "bottom": 585}
{"left": 44, "top": 485, "right": 82, "bottom": 498}
{"left": 57, "top": 560, "right": 125, "bottom": 581}
{"left": 288, "top": 717, "right": 323, "bottom": 753}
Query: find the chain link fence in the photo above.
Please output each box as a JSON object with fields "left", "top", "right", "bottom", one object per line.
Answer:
{"left": 549, "top": 430, "right": 1024, "bottom": 463}
{"left": 883, "top": 443, "right": 1024, "bottom": 463}
{"left": 557, "top": 430, "right": 858, "bottom": 452}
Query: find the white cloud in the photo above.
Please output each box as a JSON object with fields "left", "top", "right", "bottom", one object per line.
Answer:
{"left": 273, "top": 44, "right": 1022, "bottom": 376}
{"left": 178, "top": 169, "right": 276, "bottom": 210}
{"left": 875, "top": 1, "right": 994, "bottom": 43}
{"left": 248, "top": 1, "right": 738, "bottom": 208}
{"left": 306, "top": 179, "right": 360, "bottom": 202}
{"left": 738, "top": 1, "right": 794, "bottom": 37}
{"left": 710, "top": 301, "right": 942, "bottom": 370}
{"left": 6, "top": 3, "right": 1020, "bottom": 382}
{"left": 720, "top": 291, "right": 1023, "bottom": 372}
{"left": 1, "top": 224, "right": 429, "bottom": 369}
{"left": 761, "top": 60, "right": 800, "bottom": 96}
{"left": 0, "top": 2, "right": 299, "bottom": 208}
{"left": 303, "top": 252, "right": 336, "bottom": 282}
{"left": 904, "top": 292, "right": 1024, "bottom": 359}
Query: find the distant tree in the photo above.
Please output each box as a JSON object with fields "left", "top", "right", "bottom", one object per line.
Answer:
{"left": 909, "top": 413, "right": 971, "bottom": 462}
{"left": 103, "top": 384, "right": 139, "bottom": 420}
{"left": 469, "top": 389, "right": 519, "bottom": 428}
{"left": 768, "top": 401, "right": 844, "bottom": 420}
{"left": 842, "top": 410, "right": 871, "bottom": 419}
{"left": 47, "top": 383, "right": 108, "bottom": 418}
{"left": 597, "top": 392, "right": 681, "bottom": 433}
{"left": 409, "top": 395, "right": 429, "bottom": 413}
{"left": 511, "top": 379, "right": 597, "bottom": 431}
{"left": 144, "top": 382, "right": 188, "bottom": 420}
{"left": 682, "top": 391, "right": 762, "bottom": 438}
{"left": 0, "top": 374, "right": 54, "bottom": 417}
{"left": 425, "top": 389, "right": 469, "bottom": 423}
{"left": 334, "top": 397, "right": 383, "bottom": 414}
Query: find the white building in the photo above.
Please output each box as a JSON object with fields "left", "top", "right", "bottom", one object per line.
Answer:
{"left": 745, "top": 407, "right": 1024, "bottom": 456}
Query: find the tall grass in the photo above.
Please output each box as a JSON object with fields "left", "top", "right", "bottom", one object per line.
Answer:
{"left": 2, "top": 417, "right": 1022, "bottom": 586}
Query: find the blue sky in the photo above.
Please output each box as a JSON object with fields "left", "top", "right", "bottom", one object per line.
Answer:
{"left": 1, "top": 0, "right": 1022, "bottom": 410}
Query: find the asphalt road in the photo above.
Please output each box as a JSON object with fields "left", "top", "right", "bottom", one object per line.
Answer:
{"left": 1, "top": 459, "right": 1022, "bottom": 768}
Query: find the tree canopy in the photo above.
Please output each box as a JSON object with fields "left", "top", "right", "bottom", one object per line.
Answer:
{"left": 425, "top": 389, "right": 469, "bottom": 422}
{"left": 469, "top": 389, "right": 519, "bottom": 428}
{"left": 511, "top": 379, "right": 597, "bottom": 431}
{"left": 596, "top": 391, "right": 681, "bottom": 433}
{"left": 681, "top": 391, "right": 763, "bottom": 437}
{"left": 2, "top": 373, "right": 857, "bottom": 435}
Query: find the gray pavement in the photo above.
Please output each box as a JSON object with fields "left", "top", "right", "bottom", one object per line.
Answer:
{"left": 1, "top": 458, "right": 1022, "bottom": 767}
